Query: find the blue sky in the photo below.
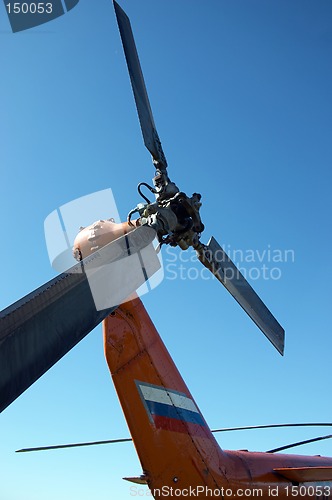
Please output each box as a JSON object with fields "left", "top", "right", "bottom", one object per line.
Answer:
{"left": 1, "top": 0, "right": 332, "bottom": 499}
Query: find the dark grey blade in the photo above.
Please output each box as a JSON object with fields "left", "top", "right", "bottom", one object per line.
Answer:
{"left": 211, "top": 423, "right": 332, "bottom": 433}
{"left": 267, "top": 434, "right": 332, "bottom": 453}
{"left": 197, "top": 237, "right": 285, "bottom": 355}
{"left": 16, "top": 438, "right": 132, "bottom": 453}
{"left": 16, "top": 423, "right": 332, "bottom": 453}
{"left": 0, "top": 226, "right": 158, "bottom": 413}
{"left": 113, "top": 1, "right": 167, "bottom": 169}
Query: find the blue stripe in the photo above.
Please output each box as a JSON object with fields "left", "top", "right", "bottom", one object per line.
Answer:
{"left": 146, "top": 400, "right": 206, "bottom": 426}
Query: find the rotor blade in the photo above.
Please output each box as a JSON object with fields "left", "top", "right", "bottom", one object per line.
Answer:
{"left": 16, "top": 423, "right": 332, "bottom": 453}
{"left": 211, "top": 423, "right": 332, "bottom": 433}
{"left": 197, "top": 237, "right": 285, "bottom": 355}
{"left": 16, "top": 438, "right": 132, "bottom": 453}
{"left": 267, "top": 434, "right": 332, "bottom": 453}
{"left": 0, "top": 226, "right": 158, "bottom": 413}
{"left": 113, "top": 1, "right": 167, "bottom": 169}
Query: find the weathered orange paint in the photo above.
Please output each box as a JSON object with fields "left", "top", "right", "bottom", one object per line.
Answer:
{"left": 103, "top": 297, "right": 332, "bottom": 498}
{"left": 73, "top": 220, "right": 136, "bottom": 260}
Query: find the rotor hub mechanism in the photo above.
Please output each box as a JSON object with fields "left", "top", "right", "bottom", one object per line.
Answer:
{"left": 128, "top": 170, "right": 204, "bottom": 251}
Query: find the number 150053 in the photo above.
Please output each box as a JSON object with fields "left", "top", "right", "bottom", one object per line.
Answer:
{"left": 6, "top": 3, "right": 53, "bottom": 14}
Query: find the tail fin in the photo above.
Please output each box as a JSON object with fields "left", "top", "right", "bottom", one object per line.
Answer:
{"left": 103, "top": 296, "right": 228, "bottom": 494}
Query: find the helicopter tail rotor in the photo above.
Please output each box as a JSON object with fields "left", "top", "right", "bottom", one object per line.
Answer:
{"left": 113, "top": 1, "right": 284, "bottom": 355}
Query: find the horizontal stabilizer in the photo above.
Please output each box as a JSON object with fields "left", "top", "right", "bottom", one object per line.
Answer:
{"left": 197, "top": 236, "right": 285, "bottom": 355}
{"left": 123, "top": 475, "right": 148, "bottom": 485}
{"left": 274, "top": 466, "right": 332, "bottom": 482}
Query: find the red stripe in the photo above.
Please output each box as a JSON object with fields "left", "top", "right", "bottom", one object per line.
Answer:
{"left": 152, "top": 415, "right": 207, "bottom": 436}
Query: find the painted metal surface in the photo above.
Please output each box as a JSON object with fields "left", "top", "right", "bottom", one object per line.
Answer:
{"left": 103, "top": 298, "right": 332, "bottom": 498}
{"left": 73, "top": 220, "right": 135, "bottom": 260}
{"left": 104, "top": 297, "right": 230, "bottom": 495}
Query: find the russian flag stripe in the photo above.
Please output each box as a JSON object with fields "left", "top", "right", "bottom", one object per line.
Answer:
{"left": 146, "top": 400, "right": 206, "bottom": 426}
{"left": 137, "top": 382, "right": 207, "bottom": 431}
{"left": 139, "top": 384, "right": 198, "bottom": 413}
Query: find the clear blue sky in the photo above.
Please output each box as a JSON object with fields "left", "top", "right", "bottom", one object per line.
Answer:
{"left": 1, "top": 1, "right": 332, "bottom": 499}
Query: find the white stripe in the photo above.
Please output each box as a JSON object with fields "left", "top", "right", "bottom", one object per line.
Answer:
{"left": 139, "top": 384, "right": 199, "bottom": 413}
